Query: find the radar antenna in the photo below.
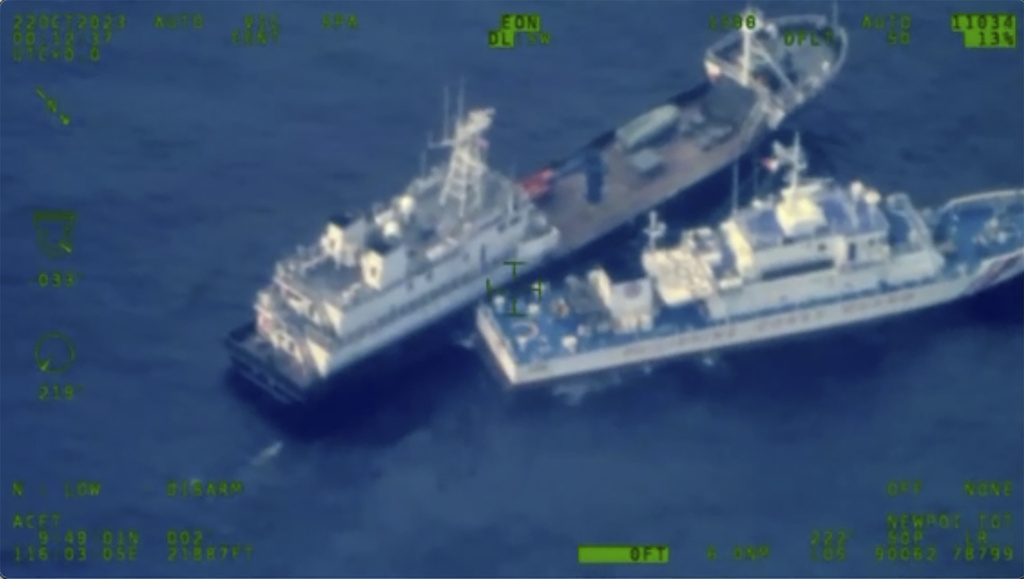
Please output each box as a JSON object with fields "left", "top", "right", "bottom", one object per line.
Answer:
{"left": 643, "top": 211, "right": 666, "bottom": 250}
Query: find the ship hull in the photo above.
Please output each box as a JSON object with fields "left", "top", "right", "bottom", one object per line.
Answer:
{"left": 478, "top": 253, "right": 1024, "bottom": 388}
{"left": 225, "top": 310, "right": 473, "bottom": 419}
{"left": 227, "top": 257, "right": 546, "bottom": 404}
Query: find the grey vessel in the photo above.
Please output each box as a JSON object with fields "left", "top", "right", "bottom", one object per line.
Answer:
{"left": 225, "top": 6, "right": 848, "bottom": 404}
{"left": 522, "top": 6, "right": 848, "bottom": 260}
{"left": 227, "top": 106, "right": 560, "bottom": 404}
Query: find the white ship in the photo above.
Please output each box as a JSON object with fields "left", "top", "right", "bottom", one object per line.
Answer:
{"left": 227, "top": 102, "right": 560, "bottom": 403}
{"left": 476, "top": 135, "right": 1024, "bottom": 387}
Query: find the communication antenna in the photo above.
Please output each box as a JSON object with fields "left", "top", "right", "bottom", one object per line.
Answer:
{"left": 643, "top": 211, "right": 666, "bottom": 250}
{"left": 456, "top": 77, "right": 466, "bottom": 123}
{"left": 442, "top": 86, "right": 451, "bottom": 140}
{"left": 777, "top": 132, "right": 807, "bottom": 198}
{"left": 740, "top": 5, "right": 754, "bottom": 86}
{"left": 730, "top": 159, "right": 739, "bottom": 216}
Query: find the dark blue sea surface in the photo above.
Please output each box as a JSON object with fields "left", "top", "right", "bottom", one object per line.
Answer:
{"left": 1, "top": 1, "right": 1022, "bottom": 577}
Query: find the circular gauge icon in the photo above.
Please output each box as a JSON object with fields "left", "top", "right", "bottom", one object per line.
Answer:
{"left": 34, "top": 332, "right": 76, "bottom": 373}
{"left": 33, "top": 210, "right": 77, "bottom": 260}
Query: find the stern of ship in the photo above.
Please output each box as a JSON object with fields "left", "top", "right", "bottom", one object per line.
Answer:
{"left": 704, "top": 7, "right": 849, "bottom": 128}
{"left": 224, "top": 322, "right": 319, "bottom": 404}
{"left": 933, "top": 188, "right": 1024, "bottom": 295}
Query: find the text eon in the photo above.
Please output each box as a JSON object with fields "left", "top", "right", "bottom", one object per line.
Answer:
{"left": 488, "top": 13, "right": 551, "bottom": 49}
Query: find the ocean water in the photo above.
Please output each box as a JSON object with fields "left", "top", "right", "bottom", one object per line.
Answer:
{"left": 1, "top": 1, "right": 1022, "bottom": 577}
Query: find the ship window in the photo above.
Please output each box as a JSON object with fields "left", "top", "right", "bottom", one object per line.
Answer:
{"left": 818, "top": 243, "right": 827, "bottom": 252}
{"left": 848, "top": 243, "right": 857, "bottom": 262}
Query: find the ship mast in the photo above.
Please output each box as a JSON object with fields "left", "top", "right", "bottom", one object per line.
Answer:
{"left": 443, "top": 86, "right": 450, "bottom": 140}
{"left": 643, "top": 211, "right": 666, "bottom": 250}
{"left": 740, "top": 8, "right": 753, "bottom": 86}
{"left": 775, "top": 132, "right": 807, "bottom": 200}
{"left": 436, "top": 102, "right": 494, "bottom": 218}
{"left": 730, "top": 159, "right": 740, "bottom": 215}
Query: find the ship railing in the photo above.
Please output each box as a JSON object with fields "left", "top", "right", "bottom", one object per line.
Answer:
{"left": 939, "top": 188, "right": 1024, "bottom": 214}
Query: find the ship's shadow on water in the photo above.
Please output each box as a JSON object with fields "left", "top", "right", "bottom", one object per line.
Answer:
{"left": 965, "top": 274, "right": 1024, "bottom": 327}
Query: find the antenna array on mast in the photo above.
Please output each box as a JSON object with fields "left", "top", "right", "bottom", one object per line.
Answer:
{"left": 442, "top": 86, "right": 451, "bottom": 141}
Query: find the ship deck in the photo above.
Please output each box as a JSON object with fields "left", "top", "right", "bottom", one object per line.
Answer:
{"left": 540, "top": 88, "right": 762, "bottom": 261}
{"left": 936, "top": 188, "right": 1024, "bottom": 263}
{"left": 537, "top": 19, "right": 848, "bottom": 261}
{"left": 480, "top": 272, "right": 949, "bottom": 378}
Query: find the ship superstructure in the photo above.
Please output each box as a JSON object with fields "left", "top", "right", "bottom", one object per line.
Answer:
{"left": 477, "top": 136, "right": 1024, "bottom": 387}
{"left": 227, "top": 104, "right": 560, "bottom": 403}
{"left": 526, "top": 6, "right": 849, "bottom": 260}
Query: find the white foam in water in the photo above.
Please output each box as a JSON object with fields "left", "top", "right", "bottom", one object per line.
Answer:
{"left": 250, "top": 440, "right": 283, "bottom": 467}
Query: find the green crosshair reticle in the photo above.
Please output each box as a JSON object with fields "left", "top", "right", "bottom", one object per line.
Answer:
{"left": 34, "top": 210, "right": 77, "bottom": 259}
{"left": 34, "top": 332, "right": 77, "bottom": 373}
{"left": 486, "top": 259, "right": 543, "bottom": 317}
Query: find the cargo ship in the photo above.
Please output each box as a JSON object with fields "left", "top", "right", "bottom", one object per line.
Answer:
{"left": 522, "top": 7, "right": 848, "bottom": 260}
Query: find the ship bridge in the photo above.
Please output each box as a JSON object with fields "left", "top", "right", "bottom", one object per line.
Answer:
{"left": 719, "top": 136, "right": 891, "bottom": 282}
